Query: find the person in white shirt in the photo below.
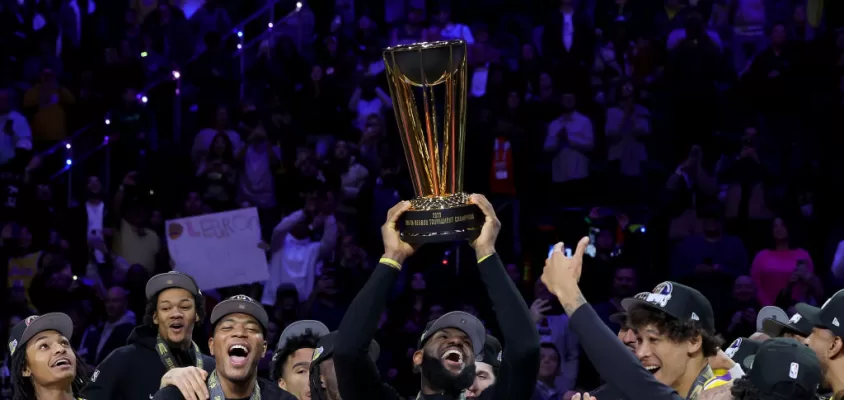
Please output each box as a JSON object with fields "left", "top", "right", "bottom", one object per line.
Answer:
{"left": 261, "top": 194, "right": 338, "bottom": 307}
{"left": 544, "top": 92, "right": 594, "bottom": 203}
{"left": 0, "top": 88, "right": 33, "bottom": 167}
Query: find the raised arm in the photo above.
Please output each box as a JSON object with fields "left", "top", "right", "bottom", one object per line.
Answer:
{"left": 469, "top": 194, "right": 540, "bottom": 400}
{"left": 542, "top": 240, "right": 683, "bottom": 400}
{"left": 269, "top": 210, "right": 306, "bottom": 253}
{"left": 334, "top": 202, "right": 414, "bottom": 400}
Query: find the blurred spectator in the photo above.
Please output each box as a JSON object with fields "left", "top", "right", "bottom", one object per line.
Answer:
{"left": 722, "top": 275, "right": 760, "bottom": 339}
{"left": 532, "top": 281, "right": 578, "bottom": 394}
{"left": 750, "top": 217, "right": 816, "bottom": 306}
{"left": 544, "top": 91, "right": 595, "bottom": 205}
{"left": 78, "top": 286, "right": 136, "bottom": 366}
{"left": 0, "top": 89, "right": 33, "bottom": 167}
{"left": 189, "top": 0, "right": 232, "bottom": 56}
{"left": 23, "top": 69, "right": 75, "bottom": 148}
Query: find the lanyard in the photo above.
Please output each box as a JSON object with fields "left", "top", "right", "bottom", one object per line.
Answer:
{"left": 687, "top": 365, "right": 715, "bottom": 400}
{"left": 154, "top": 335, "right": 204, "bottom": 371}
{"left": 208, "top": 370, "right": 261, "bottom": 400}
{"left": 493, "top": 139, "right": 510, "bottom": 162}
{"left": 415, "top": 392, "right": 467, "bottom": 400}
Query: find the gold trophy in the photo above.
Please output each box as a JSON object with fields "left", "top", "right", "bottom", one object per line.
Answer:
{"left": 382, "top": 40, "right": 482, "bottom": 243}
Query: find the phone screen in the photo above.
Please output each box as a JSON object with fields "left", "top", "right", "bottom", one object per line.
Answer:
{"left": 548, "top": 245, "right": 572, "bottom": 259}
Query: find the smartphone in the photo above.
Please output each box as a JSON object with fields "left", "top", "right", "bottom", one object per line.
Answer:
{"left": 548, "top": 245, "right": 572, "bottom": 259}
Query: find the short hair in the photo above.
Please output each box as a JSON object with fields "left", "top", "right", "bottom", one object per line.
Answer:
{"left": 627, "top": 305, "right": 721, "bottom": 357}
{"left": 143, "top": 290, "right": 206, "bottom": 326}
{"left": 270, "top": 330, "right": 321, "bottom": 382}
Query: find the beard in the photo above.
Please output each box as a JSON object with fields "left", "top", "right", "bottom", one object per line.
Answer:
{"left": 420, "top": 352, "right": 476, "bottom": 395}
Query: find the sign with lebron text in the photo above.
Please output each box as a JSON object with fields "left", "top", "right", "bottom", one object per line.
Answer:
{"left": 166, "top": 207, "right": 269, "bottom": 290}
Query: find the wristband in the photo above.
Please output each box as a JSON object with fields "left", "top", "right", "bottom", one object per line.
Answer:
{"left": 379, "top": 257, "right": 402, "bottom": 270}
{"left": 477, "top": 253, "right": 495, "bottom": 263}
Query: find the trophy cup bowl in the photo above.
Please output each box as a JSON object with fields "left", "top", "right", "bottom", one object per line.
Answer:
{"left": 382, "top": 40, "right": 483, "bottom": 244}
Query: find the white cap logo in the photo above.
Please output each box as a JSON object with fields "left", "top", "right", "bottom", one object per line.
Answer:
{"left": 691, "top": 312, "right": 700, "bottom": 321}
{"left": 789, "top": 362, "right": 799, "bottom": 379}
{"left": 725, "top": 338, "right": 741, "bottom": 358}
{"left": 790, "top": 314, "right": 802, "bottom": 324}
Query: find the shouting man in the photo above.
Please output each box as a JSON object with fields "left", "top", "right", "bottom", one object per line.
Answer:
{"left": 153, "top": 295, "right": 295, "bottom": 399}
{"left": 333, "top": 195, "right": 539, "bottom": 399}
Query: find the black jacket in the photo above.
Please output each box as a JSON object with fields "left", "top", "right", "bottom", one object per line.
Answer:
{"left": 83, "top": 325, "right": 216, "bottom": 400}
{"left": 334, "top": 254, "right": 539, "bottom": 400}
{"left": 152, "top": 377, "right": 295, "bottom": 400}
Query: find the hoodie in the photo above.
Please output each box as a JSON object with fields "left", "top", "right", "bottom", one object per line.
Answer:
{"left": 83, "top": 325, "right": 215, "bottom": 400}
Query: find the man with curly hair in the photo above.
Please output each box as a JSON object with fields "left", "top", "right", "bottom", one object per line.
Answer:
{"left": 622, "top": 281, "right": 734, "bottom": 399}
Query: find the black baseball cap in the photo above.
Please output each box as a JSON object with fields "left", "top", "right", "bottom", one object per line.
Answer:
{"left": 476, "top": 335, "right": 502, "bottom": 369}
{"left": 8, "top": 313, "right": 74, "bottom": 356}
{"left": 762, "top": 310, "right": 813, "bottom": 338}
{"left": 418, "top": 311, "right": 485, "bottom": 356}
{"left": 210, "top": 295, "right": 269, "bottom": 330}
{"left": 609, "top": 312, "right": 628, "bottom": 326}
{"left": 276, "top": 320, "right": 330, "bottom": 352}
{"left": 795, "top": 289, "right": 844, "bottom": 338}
{"left": 745, "top": 338, "right": 822, "bottom": 400}
{"left": 723, "top": 337, "right": 761, "bottom": 368}
{"left": 311, "top": 331, "right": 380, "bottom": 365}
{"left": 621, "top": 281, "right": 716, "bottom": 333}
{"left": 145, "top": 271, "right": 201, "bottom": 300}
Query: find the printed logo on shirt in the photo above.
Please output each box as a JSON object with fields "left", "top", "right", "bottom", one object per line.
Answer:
{"left": 312, "top": 346, "right": 324, "bottom": 361}
{"left": 724, "top": 338, "right": 742, "bottom": 358}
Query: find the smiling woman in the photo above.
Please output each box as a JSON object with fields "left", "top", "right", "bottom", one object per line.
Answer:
{"left": 7, "top": 313, "right": 88, "bottom": 400}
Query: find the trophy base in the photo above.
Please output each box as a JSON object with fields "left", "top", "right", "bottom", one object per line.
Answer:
{"left": 398, "top": 195, "right": 484, "bottom": 244}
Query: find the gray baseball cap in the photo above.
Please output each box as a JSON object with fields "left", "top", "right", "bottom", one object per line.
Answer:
{"left": 277, "top": 320, "right": 330, "bottom": 351}
{"left": 210, "top": 295, "right": 269, "bottom": 330}
{"left": 757, "top": 306, "right": 789, "bottom": 332}
{"left": 8, "top": 313, "right": 74, "bottom": 356}
{"left": 145, "top": 271, "right": 201, "bottom": 300}
{"left": 418, "top": 311, "right": 485, "bottom": 356}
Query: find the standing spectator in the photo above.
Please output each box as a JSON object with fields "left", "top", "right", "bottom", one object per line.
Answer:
{"left": 261, "top": 194, "right": 337, "bottom": 306}
{"left": 112, "top": 172, "right": 160, "bottom": 274}
{"left": 62, "top": 175, "right": 113, "bottom": 270}
{"left": 78, "top": 286, "right": 136, "bottom": 366}
{"left": 0, "top": 89, "right": 32, "bottom": 167}
{"left": 347, "top": 77, "right": 391, "bottom": 132}
{"left": 605, "top": 80, "right": 649, "bottom": 179}
{"left": 751, "top": 217, "right": 817, "bottom": 306}
{"left": 23, "top": 69, "right": 75, "bottom": 149}
{"left": 671, "top": 205, "right": 749, "bottom": 279}
{"left": 433, "top": 3, "right": 474, "bottom": 44}
{"left": 192, "top": 105, "right": 243, "bottom": 165}
{"left": 197, "top": 133, "right": 238, "bottom": 211}
{"left": 544, "top": 91, "right": 594, "bottom": 205}
{"left": 722, "top": 275, "right": 760, "bottom": 340}
{"left": 533, "top": 340, "right": 563, "bottom": 400}
{"left": 237, "top": 126, "right": 280, "bottom": 213}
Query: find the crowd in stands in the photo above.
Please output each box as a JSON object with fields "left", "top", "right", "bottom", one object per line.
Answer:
{"left": 2, "top": 0, "right": 844, "bottom": 398}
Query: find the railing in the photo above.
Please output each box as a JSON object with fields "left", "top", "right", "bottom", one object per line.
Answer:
{"left": 41, "top": 1, "right": 305, "bottom": 206}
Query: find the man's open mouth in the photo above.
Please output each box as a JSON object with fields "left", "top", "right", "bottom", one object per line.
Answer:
{"left": 645, "top": 365, "right": 660, "bottom": 374}
{"left": 169, "top": 321, "right": 185, "bottom": 332}
{"left": 441, "top": 349, "right": 464, "bottom": 366}
{"left": 51, "top": 357, "right": 72, "bottom": 368}
{"left": 228, "top": 344, "right": 251, "bottom": 367}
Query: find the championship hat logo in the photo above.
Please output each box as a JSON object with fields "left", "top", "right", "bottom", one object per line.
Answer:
{"left": 790, "top": 313, "right": 802, "bottom": 324}
{"left": 724, "top": 338, "right": 741, "bottom": 358}
{"left": 24, "top": 315, "right": 39, "bottom": 326}
{"left": 637, "top": 282, "right": 673, "bottom": 308}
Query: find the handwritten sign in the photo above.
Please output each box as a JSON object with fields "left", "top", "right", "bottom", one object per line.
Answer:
{"left": 166, "top": 208, "right": 269, "bottom": 291}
